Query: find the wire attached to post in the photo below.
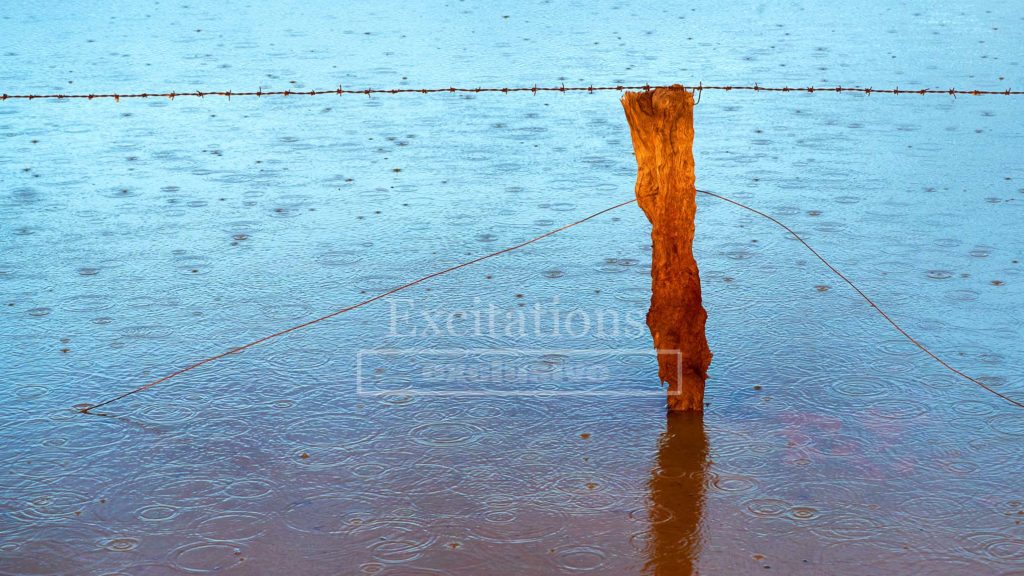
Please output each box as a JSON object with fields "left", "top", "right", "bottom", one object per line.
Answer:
{"left": 75, "top": 189, "right": 1022, "bottom": 414}
{"left": 695, "top": 188, "right": 1024, "bottom": 410}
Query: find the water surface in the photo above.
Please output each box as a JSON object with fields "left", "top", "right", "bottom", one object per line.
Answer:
{"left": 1, "top": 1, "right": 1023, "bottom": 574}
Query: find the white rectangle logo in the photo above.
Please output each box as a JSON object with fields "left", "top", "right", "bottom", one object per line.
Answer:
{"left": 356, "top": 348, "right": 681, "bottom": 397}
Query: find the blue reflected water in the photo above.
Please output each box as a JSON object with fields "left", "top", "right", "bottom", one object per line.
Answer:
{"left": 1, "top": 1, "right": 1022, "bottom": 574}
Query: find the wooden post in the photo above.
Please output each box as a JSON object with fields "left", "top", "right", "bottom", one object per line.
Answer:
{"left": 622, "top": 86, "right": 712, "bottom": 411}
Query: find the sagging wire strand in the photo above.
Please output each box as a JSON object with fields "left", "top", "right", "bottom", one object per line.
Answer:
{"left": 77, "top": 189, "right": 1023, "bottom": 414}
{"left": 695, "top": 189, "right": 1024, "bottom": 410}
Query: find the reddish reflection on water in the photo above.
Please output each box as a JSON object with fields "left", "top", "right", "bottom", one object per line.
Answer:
{"left": 645, "top": 412, "right": 709, "bottom": 575}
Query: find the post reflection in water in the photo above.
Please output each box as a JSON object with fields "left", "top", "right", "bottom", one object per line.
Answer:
{"left": 645, "top": 412, "right": 710, "bottom": 576}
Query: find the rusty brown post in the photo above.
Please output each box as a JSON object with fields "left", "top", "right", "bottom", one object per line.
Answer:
{"left": 622, "top": 86, "right": 712, "bottom": 411}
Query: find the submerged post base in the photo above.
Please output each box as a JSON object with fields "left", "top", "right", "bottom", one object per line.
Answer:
{"left": 622, "top": 86, "right": 713, "bottom": 412}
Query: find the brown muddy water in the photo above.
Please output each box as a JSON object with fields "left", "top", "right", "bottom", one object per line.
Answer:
{"left": 2, "top": 1, "right": 1024, "bottom": 574}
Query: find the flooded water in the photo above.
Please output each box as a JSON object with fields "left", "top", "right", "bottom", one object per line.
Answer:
{"left": 2, "top": 1, "right": 1023, "bottom": 574}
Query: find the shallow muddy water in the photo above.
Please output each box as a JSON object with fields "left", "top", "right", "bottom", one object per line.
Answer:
{"left": 1, "top": 1, "right": 1023, "bottom": 574}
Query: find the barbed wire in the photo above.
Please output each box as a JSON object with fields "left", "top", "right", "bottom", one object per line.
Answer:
{"left": 4, "top": 83, "right": 1023, "bottom": 102}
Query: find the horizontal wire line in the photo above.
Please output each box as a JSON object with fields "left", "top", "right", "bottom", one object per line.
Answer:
{"left": 5, "top": 83, "right": 1024, "bottom": 102}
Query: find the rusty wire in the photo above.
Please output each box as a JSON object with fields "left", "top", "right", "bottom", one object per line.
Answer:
{"left": 3, "top": 83, "right": 1023, "bottom": 102}
{"left": 79, "top": 197, "right": 639, "bottom": 414}
{"left": 78, "top": 188, "right": 1024, "bottom": 414}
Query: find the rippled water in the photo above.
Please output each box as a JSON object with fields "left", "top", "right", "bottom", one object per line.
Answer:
{"left": 2, "top": 1, "right": 1023, "bottom": 574}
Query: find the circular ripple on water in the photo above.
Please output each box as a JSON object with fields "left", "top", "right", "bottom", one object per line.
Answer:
{"left": 612, "top": 285, "right": 650, "bottom": 306}
{"left": 283, "top": 413, "right": 379, "bottom": 448}
{"left": 265, "top": 346, "right": 334, "bottom": 373}
{"left": 542, "top": 268, "right": 564, "bottom": 279}
{"left": 357, "top": 519, "right": 437, "bottom": 564}
{"left": 745, "top": 498, "right": 790, "bottom": 517}
{"left": 290, "top": 446, "right": 356, "bottom": 470}
{"left": 719, "top": 451, "right": 778, "bottom": 474}
{"left": 944, "top": 460, "right": 979, "bottom": 474}
{"left": 869, "top": 399, "right": 928, "bottom": 420}
{"left": 222, "top": 218, "right": 261, "bottom": 233}
{"left": 10, "top": 452, "right": 87, "bottom": 481}
{"left": 315, "top": 250, "right": 363, "bottom": 267}
{"left": 471, "top": 507, "right": 568, "bottom": 544}
{"left": 125, "top": 296, "right": 161, "bottom": 309}
{"left": 806, "top": 434, "right": 868, "bottom": 457}
{"left": 410, "top": 422, "right": 484, "bottom": 447}
{"left": 101, "top": 537, "right": 140, "bottom": 552}
{"left": 259, "top": 302, "right": 314, "bottom": 322}
{"left": 15, "top": 490, "right": 91, "bottom": 521}
{"left": 351, "top": 463, "right": 388, "bottom": 479}
{"left": 171, "top": 542, "right": 242, "bottom": 573}
{"left": 709, "top": 473, "right": 758, "bottom": 494}
{"left": 15, "top": 385, "right": 49, "bottom": 399}
{"left": 980, "top": 538, "right": 1024, "bottom": 564}
{"left": 630, "top": 502, "right": 674, "bottom": 525}
{"left": 195, "top": 511, "right": 268, "bottom": 542}
{"left": 42, "top": 421, "right": 130, "bottom": 451}
{"left": 267, "top": 205, "right": 309, "bottom": 219}
{"left": 550, "top": 474, "right": 634, "bottom": 513}
{"left": 542, "top": 202, "right": 577, "bottom": 212}
{"left": 464, "top": 401, "right": 504, "bottom": 419}
{"left": 137, "top": 504, "right": 179, "bottom": 522}
{"left": 898, "top": 495, "right": 967, "bottom": 521}
{"left": 810, "top": 512, "right": 884, "bottom": 540}
{"left": 960, "top": 532, "right": 1024, "bottom": 565}
{"left": 833, "top": 196, "right": 861, "bottom": 204}
{"left": 553, "top": 545, "right": 606, "bottom": 572}
{"left": 951, "top": 400, "right": 995, "bottom": 417}
{"left": 374, "top": 392, "right": 415, "bottom": 406}
{"left": 284, "top": 495, "right": 378, "bottom": 535}
{"left": 829, "top": 376, "right": 892, "bottom": 398}
{"left": 409, "top": 407, "right": 459, "bottom": 423}
{"left": 378, "top": 463, "right": 464, "bottom": 496}
{"left": 720, "top": 242, "right": 756, "bottom": 260}
{"left": 596, "top": 257, "right": 640, "bottom": 274}
{"left": 150, "top": 478, "right": 226, "bottom": 508}
{"left": 103, "top": 187, "right": 141, "bottom": 198}
{"left": 968, "top": 245, "right": 995, "bottom": 258}
{"left": 135, "top": 404, "right": 198, "bottom": 425}
{"left": 0, "top": 525, "right": 103, "bottom": 572}
{"left": 944, "top": 289, "right": 980, "bottom": 303}
{"left": 353, "top": 274, "right": 405, "bottom": 292}
{"left": 63, "top": 294, "right": 114, "bottom": 313}
{"left": 175, "top": 255, "right": 212, "bottom": 275}
{"left": 813, "top": 220, "right": 846, "bottom": 233}
{"left": 194, "top": 416, "right": 254, "bottom": 440}
{"left": 119, "top": 325, "right": 174, "bottom": 340}
{"left": 786, "top": 506, "right": 821, "bottom": 521}
{"left": 875, "top": 338, "right": 917, "bottom": 359}
{"left": 162, "top": 208, "right": 187, "bottom": 218}
{"left": 223, "top": 479, "right": 273, "bottom": 499}
{"left": 988, "top": 413, "right": 1024, "bottom": 436}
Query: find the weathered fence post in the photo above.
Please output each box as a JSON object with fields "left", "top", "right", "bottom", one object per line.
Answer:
{"left": 622, "top": 86, "right": 712, "bottom": 411}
